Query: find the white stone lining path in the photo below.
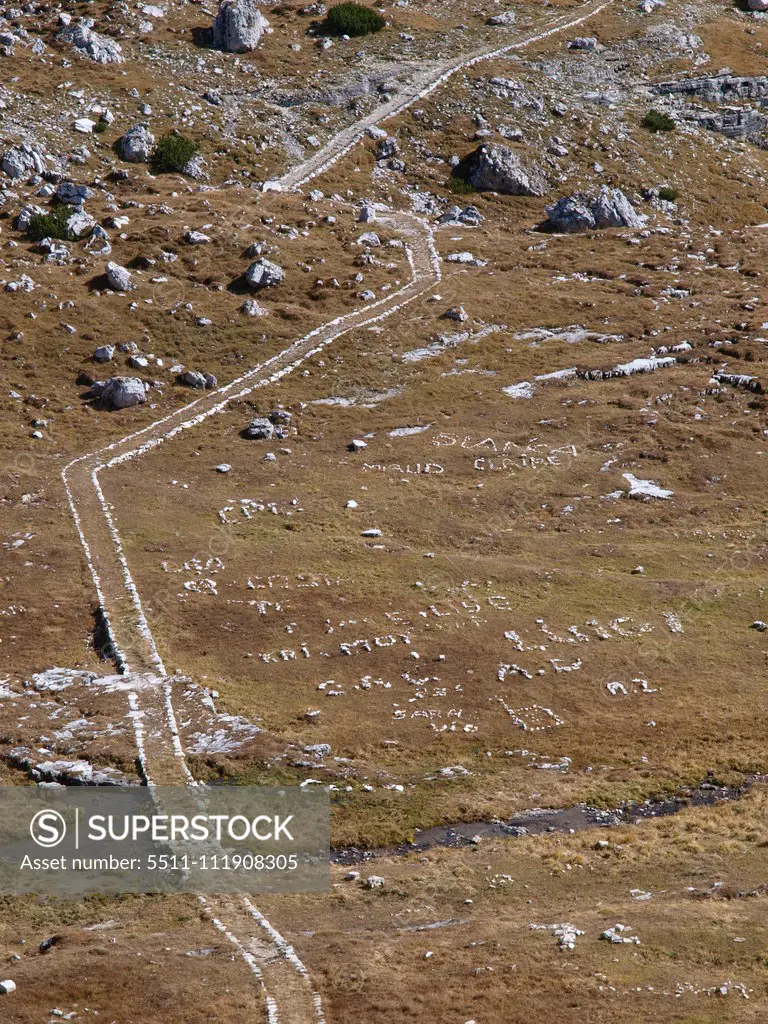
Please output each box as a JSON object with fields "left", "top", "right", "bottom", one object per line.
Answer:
{"left": 58, "top": 1, "right": 615, "bottom": 1020}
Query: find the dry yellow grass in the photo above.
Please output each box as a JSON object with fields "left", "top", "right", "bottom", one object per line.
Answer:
{"left": 3, "top": 0, "right": 768, "bottom": 1019}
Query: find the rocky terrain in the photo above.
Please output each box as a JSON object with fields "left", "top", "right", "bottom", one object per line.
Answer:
{"left": 3, "top": 0, "right": 768, "bottom": 1020}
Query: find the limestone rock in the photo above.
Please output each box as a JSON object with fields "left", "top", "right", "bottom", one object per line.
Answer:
{"left": 66, "top": 209, "right": 96, "bottom": 238}
{"left": 592, "top": 188, "right": 648, "bottom": 228}
{"left": 246, "top": 257, "right": 284, "bottom": 288}
{"left": 105, "top": 262, "right": 133, "bottom": 291}
{"left": 487, "top": 10, "right": 515, "bottom": 25}
{"left": 464, "top": 144, "right": 547, "bottom": 197}
{"left": 91, "top": 376, "right": 147, "bottom": 409}
{"left": 85, "top": 225, "right": 112, "bottom": 255}
{"left": 644, "top": 23, "right": 702, "bottom": 50}
{"left": 212, "top": 0, "right": 269, "bottom": 53}
{"left": 543, "top": 187, "right": 647, "bottom": 232}
{"left": 120, "top": 123, "right": 155, "bottom": 163}
{"left": 243, "top": 416, "right": 275, "bottom": 439}
{"left": 57, "top": 18, "right": 124, "bottom": 63}
{"left": 567, "top": 36, "right": 603, "bottom": 51}
{"left": 1, "top": 142, "right": 46, "bottom": 179}
{"left": 179, "top": 370, "right": 217, "bottom": 389}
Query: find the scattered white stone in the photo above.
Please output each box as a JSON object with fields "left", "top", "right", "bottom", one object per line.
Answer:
{"left": 623, "top": 473, "right": 674, "bottom": 500}
{"left": 503, "top": 381, "right": 534, "bottom": 399}
{"left": 363, "top": 875, "right": 385, "bottom": 889}
{"left": 531, "top": 923, "right": 584, "bottom": 951}
{"left": 601, "top": 923, "right": 641, "bottom": 945}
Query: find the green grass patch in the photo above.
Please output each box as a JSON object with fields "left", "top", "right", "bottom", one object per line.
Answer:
{"left": 446, "top": 175, "right": 478, "bottom": 196}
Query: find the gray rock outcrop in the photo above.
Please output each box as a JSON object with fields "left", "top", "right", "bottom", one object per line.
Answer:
{"left": 120, "top": 124, "right": 155, "bottom": 163}
{"left": 487, "top": 11, "right": 515, "bottom": 25}
{"left": 57, "top": 18, "right": 124, "bottom": 63}
{"left": 543, "top": 187, "right": 647, "bottom": 232}
{"left": 243, "top": 416, "right": 275, "bottom": 439}
{"left": 246, "top": 258, "right": 284, "bottom": 288}
{"left": 91, "top": 376, "right": 147, "bottom": 409}
{"left": 212, "top": 0, "right": 269, "bottom": 53}
{"left": 463, "top": 143, "right": 547, "bottom": 197}
{"left": 1, "top": 142, "right": 46, "bottom": 179}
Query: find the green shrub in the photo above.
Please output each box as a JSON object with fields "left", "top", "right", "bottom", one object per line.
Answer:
{"left": 151, "top": 133, "right": 200, "bottom": 173}
{"left": 94, "top": 120, "right": 108, "bottom": 134}
{"left": 658, "top": 185, "right": 679, "bottom": 202}
{"left": 27, "top": 205, "right": 72, "bottom": 242}
{"left": 326, "top": 2, "right": 385, "bottom": 36}
{"left": 446, "top": 175, "right": 477, "bottom": 196}
{"left": 642, "top": 109, "right": 676, "bottom": 133}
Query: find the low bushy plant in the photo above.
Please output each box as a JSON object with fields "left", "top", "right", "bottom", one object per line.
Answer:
{"left": 326, "top": 2, "right": 385, "bottom": 36}
{"left": 658, "top": 185, "right": 679, "bottom": 202}
{"left": 642, "top": 109, "right": 676, "bottom": 133}
{"left": 27, "top": 205, "right": 71, "bottom": 241}
{"left": 151, "top": 133, "right": 199, "bottom": 172}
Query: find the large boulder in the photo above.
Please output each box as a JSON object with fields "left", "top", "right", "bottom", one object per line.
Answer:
{"left": 57, "top": 18, "right": 124, "bottom": 63}
{"left": 543, "top": 187, "right": 647, "bottom": 232}
{"left": 56, "top": 181, "right": 92, "bottom": 206}
{"left": 749, "top": 0, "right": 768, "bottom": 9}
{"left": 246, "top": 257, "right": 284, "bottom": 288}
{"left": 105, "top": 261, "right": 133, "bottom": 291}
{"left": 212, "top": 0, "right": 269, "bottom": 53}
{"left": 592, "top": 188, "right": 647, "bottom": 228}
{"left": 91, "top": 377, "right": 147, "bottom": 409}
{"left": 243, "top": 416, "right": 275, "bottom": 439}
{"left": 120, "top": 123, "right": 155, "bottom": 163}
{"left": 463, "top": 144, "right": 547, "bottom": 197}
{"left": 1, "top": 142, "right": 46, "bottom": 179}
